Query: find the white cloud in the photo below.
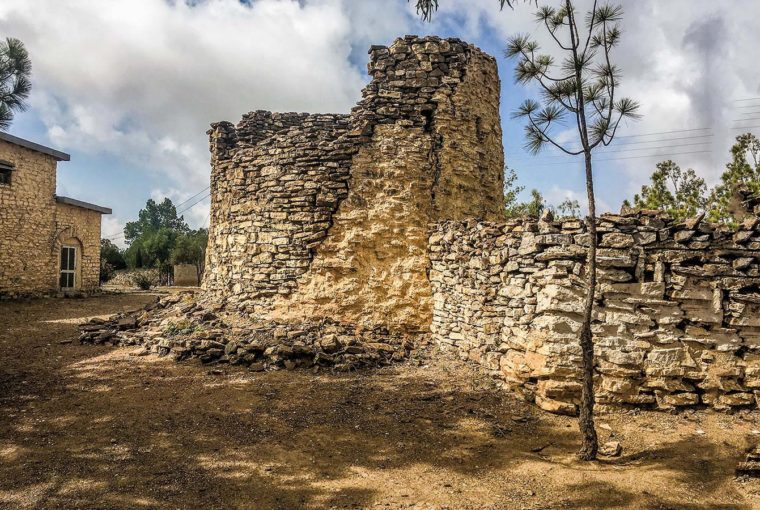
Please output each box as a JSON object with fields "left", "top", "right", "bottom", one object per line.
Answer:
{"left": 439, "top": 0, "right": 760, "bottom": 207}
{"left": 0, "top": 0, "right": 381, "bottom": 193}
{"left": 2, "top": 0, "right": 760, "bottom": 218}
{"left": 101, "top": 215, "right": 127, "bottom": 248}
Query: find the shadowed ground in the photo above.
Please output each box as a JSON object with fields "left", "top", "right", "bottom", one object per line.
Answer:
{"left": 1, "top": 293, "right": 760, "bottom": 509}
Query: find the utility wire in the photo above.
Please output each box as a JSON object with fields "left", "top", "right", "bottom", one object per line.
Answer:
{"left": 104, "top": 188, "right": 212, "bottom": 241}
{"left": 508, "top": 141, "right": 712, "bottom": 163}
{"left": 505, "top": 131, "right": 714, "bottom": 160}
{"left": 514, "top": 150, "right": 713, "bottom": 168}
{"left": 611, "top": 127, "right": 711, "bottom": 139}
{"left": 176, "top": 193, "right": 211, "bottom": 216}
{"left": 174, "top": 186, "right": 211, "bottom": 209}
{"left": 510, "top": 143, "right": 704, "bottom": 163}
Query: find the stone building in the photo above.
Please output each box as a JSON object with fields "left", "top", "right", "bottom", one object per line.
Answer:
{"left": 204, "top": 35, "right": 504, "bottom": 332}
{"left": 0, "top": 131, "right": 111, "bottom": 297}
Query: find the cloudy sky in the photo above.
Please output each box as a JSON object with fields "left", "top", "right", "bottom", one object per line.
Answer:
{"left": 1, "top": 0, "right": 759, "bottom": 245}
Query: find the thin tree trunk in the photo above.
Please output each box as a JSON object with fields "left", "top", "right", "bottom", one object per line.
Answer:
{"left": 566, "top": 0, "right": 598, "bottom": 460}
{"left": 578, "top": 149, "right": 598, "bottom": 461}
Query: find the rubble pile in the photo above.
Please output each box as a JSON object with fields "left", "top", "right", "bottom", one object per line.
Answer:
{"left": 79, "top": 293, "right": 415, "bottom": 372}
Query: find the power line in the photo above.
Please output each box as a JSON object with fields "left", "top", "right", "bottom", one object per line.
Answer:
{"left": 508, "top": 141, "right": 711, "bottom": 163}
{"left": 602, "top": 133, "right": 713, "bottom": 146}
{"left": 734, "top": 97, "right": 760, "bottom": 102}
{"left": 733, "top": 117, "right": 760, "bottom": 122}
{"left": 514, "top": 150, "right": 713, "bottom": 168}
{"left": 176, "top": 193, "right": 210, "bottom": 216}
{"left": 174, "top": 186, "right": 211, "bottom": 209}
{"left": 730, "top": 125, "right": 760, "bottom": 130}
{"left": 612, "top": 127, "right": 711, "bottom": 139}
{"left": 103, "top": 187, "right": 212, "bottom": 241}
{"left": 505, "top": 131, "right": 714, "bottom": 159}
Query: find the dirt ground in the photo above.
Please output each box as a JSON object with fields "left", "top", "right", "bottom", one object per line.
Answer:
{"left": 2, "top": 294, "right": 760, "bottom": 509}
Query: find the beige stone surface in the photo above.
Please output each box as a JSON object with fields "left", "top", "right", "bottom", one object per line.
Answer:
{"left": 0, "top": 140, "right": 58, "bottom": 295}
{"left": 203, "top": 36, "right": 504, "bottom": 333}
{"left": 0, "top": 138, "right": 104, "bottom": 297}
{"left": 429, "top": 201, "right": 760, "bottom": 413}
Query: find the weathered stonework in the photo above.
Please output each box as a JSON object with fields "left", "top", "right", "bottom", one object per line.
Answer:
{"left": 429, "top": 193, "right": 760, "bottom": 413}
{"left": 203, "top": 36, "right": 504, "bottom": 332}
{"left": 79, "top": 34, "right": 760, "bottom": 416}
{"left": 0, "top": 134, "right": 110, "bottom": 298}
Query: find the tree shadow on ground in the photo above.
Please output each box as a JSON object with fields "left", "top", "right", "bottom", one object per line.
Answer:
{"left": 1, "top": 294, "right": 758, "bottom": 509}
{"left": 1, "top": 349, "right": 575, "bottom": 509}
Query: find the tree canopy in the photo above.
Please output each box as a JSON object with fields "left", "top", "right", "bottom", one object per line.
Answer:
{"left": 504, "top": 167, "right": 580, "bottom": 219}
{"left": 626, "top": 160, "right": 707, "bottom": 222}
{"left": 625, "top": 133, "right": 760, "bottom": 226}
{"left": 124, "top": 198, "right": 189, "bottom": 244}
{"left": 708, "top": 133, "right": 760, "bottom": 225}
{"left": 0, "top": 37, "right": 32, "bottom": 131}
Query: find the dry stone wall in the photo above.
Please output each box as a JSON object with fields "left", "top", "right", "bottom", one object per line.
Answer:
{"left": 430, "top": 193, "right": 760, "bottom": 414}
{"left": 203, "top": 36, "right": 504, "bottom": 332}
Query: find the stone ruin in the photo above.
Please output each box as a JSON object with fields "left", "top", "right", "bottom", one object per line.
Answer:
{"left": 203, "top": 35, "right": 504, "bottom": 332}
{"left": 81, "top": 35, "right": 760, "bottom": 414}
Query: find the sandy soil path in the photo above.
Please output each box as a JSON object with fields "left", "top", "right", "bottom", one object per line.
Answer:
{"left": 2, "top": 294, "right": 760, "bottom": 509}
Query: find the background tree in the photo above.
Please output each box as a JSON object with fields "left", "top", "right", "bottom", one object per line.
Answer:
{"left": 100, "top": 238, "right": 126, "bottom": 282}
{"left": 625, "top": 160, "right": 707, "bottom": 221}
{"left": 124, "top": 198, "right": 189, "bottom": 244}
{"left": 0, "top": 37, "right": 31, "bottom": 131}
{"left": 505, "top": 167, "right": 580, "bottom": 218}
{"left": 708, "top": 133, "right": 760, "bottom": 226}
{"left": 504, "top": 167, "right": 546, "bottom": 218}
{"left": 123, "top": 198, "right": 192, "bottom": 286}
{"left": 171, "top": 229, "right": 209, "bottom": 282}
{"left": 503, "top": 167, "right": 525, "bottom": 216}
{"left": 506, "top": 1, "right": 640, "bottom": 460}
{"left": 556, "top": 197, "right": 581, "bottom": 217}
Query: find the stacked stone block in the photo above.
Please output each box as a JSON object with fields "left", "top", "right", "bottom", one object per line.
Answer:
{"left": 0, "top": 138, "right": 104, "bottom": 297}
{"left": 203, "top": 36, "right": 504, "bottom": 330}
{"left": 429, "top": 199, "right": 760, "bottom": 414}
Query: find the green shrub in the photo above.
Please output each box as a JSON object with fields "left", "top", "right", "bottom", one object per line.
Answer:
{"left": 132, "top": 272, "right": 153, "bottom": 290}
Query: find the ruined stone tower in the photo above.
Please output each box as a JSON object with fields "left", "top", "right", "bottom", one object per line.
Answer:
{"left": 203, "top": 36, "right": 504, "bottom": 332}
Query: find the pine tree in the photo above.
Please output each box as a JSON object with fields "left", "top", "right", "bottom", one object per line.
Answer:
{"left": 626, "top": 160, "right": 707, "bottom": 221}
{"left": 0, "top": 37, "right": 32, "bottom": 131}
{"left": 506, "top": 0, "right": 640, "bottom": 460}
{"left": 708, "top": 133, "right": 760, "bottom": 226}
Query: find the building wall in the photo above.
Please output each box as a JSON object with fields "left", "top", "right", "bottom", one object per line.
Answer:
{"left": 203, "top": 36, "right": 505, "bottom": 332}
{"left": 0, "top": 140, "right": 58, "bottom": 296}
{"left": 429, "top": 199, "right": 760, "bottom": 413}
{"left": 0, "top": 139, "right": 103, "bottom": 297}
{"left": 53, "top": 202, "right": 103, "bottom": 292}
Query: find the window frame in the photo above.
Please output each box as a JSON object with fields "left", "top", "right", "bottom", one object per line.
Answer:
{"left": 60, "top": 245, "right": 77, "bottom": 289}
{"left": 0, "top": 160, "right": 13, "bottom": 186}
